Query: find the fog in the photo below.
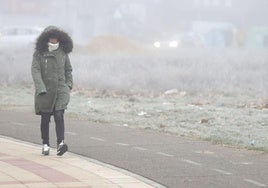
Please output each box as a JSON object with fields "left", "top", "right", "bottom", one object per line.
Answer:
{"left": 0, "top": 0, "right": 268, "bottom": 96}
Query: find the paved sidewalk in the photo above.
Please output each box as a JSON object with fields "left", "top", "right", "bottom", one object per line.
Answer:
{"left": 0, "top": 136, "right": 160, "bottom": 188}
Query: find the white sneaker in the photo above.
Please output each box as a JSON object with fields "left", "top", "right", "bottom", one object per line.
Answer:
{"left": 42, "top": 144, "right": 50, "bottom": 155}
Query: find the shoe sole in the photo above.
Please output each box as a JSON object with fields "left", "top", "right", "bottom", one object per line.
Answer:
{"left": 57, "top": 144, "right": 68, "bottom": 156}
{"left": 42, "top": 150, "right": 50, "bottom": 156}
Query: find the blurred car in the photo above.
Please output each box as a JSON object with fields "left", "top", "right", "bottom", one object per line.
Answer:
{"left": 0, "top": 26, "right": 43, "bottom": 47}
{"left": 152, "top": 32, "right": 205, "bottom": 49}
{"left": 153, "top": 39, "right": 179, "bottom": 49}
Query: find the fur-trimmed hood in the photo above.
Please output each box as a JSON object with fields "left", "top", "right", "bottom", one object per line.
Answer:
{"left": 35, "top": 26, "right": 73, "bottom": 53}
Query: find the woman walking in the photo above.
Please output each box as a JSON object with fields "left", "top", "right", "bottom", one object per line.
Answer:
{"left": 31, "top": 26, "right": 73, "bottom": 156}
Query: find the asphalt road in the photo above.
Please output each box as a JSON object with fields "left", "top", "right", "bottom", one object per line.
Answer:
{"left": 0, "top": 110, "right": 267, "bottom": 188}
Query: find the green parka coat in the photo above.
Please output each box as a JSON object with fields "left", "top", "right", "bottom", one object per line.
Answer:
{"left": 31, "top": 26, "right": 73, "bottom": 115}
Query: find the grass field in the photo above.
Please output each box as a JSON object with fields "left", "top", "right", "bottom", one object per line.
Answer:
{"left": 0, "top": 45, "right": 267, "bottom": 152}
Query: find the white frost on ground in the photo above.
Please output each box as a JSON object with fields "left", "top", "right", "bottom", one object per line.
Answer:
{"left": 0, "top": 85, "right": 267, "bottom": 152}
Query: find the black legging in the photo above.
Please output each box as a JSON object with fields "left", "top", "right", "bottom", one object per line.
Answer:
{"left": 40, "top": 109, "right": 65, "bottom": 146}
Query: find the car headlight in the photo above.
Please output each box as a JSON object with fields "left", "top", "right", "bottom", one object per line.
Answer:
{"left": 153, "top": 41, "right": 161, "bottom": 48}
{"left": 169, "top": 40, "right": 178, "bottom": 48}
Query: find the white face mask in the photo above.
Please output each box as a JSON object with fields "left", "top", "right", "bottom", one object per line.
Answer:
{"left": 48, "top": 42, "right": 59, "bottom": 52}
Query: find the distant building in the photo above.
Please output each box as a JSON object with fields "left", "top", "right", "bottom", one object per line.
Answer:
{"left": 0, "top": 0, "right": 267, "bottom": 47}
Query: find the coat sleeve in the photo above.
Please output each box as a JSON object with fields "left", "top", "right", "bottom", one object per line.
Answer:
{"left": 31, "top": 52, "right": 47, "bottom": 95}
{"left": 65, "top": 55, "right": 73, "bottom": 90}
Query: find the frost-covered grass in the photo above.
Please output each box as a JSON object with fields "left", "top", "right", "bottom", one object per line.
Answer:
{"left": 71, "top": 48, "right": 268, "bottom": 95}
{"left": 0, "top": 45, "right": 267, "bottom": 94}
{"left": 0, "top": 85, "right": 267, "bottom": 152}
{"left": 0, "top": 46, "right": 267, "bottom": 152}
